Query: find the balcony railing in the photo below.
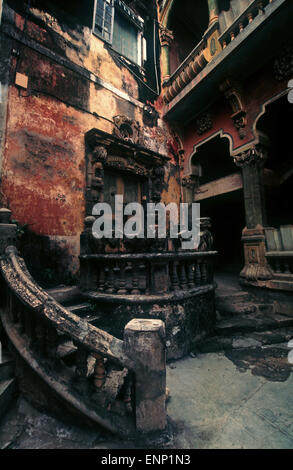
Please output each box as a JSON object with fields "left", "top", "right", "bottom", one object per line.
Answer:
{"left": 218, "top": 0, "right": 272, "bottom": 48}
{"left": 163, "top": 40, "right": 207, "bottom": 104}
{"left": 163, "top": 0, "right": 276, "bottom": 105}
{"left": 80, "top": 251, "right": 217, "bottom": 299}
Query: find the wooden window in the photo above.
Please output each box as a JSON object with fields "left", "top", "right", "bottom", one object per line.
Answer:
{"left": 93, "top": 0, "right": 145, "bottom": 65}
{"left": 94, "top": 0, "right": 114, "bottom": 43}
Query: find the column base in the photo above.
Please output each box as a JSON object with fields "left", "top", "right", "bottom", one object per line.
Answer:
{"left": 240, "top": 225, "right": 273, "bottom": 283}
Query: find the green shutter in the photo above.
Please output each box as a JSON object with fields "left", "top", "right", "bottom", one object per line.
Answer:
{"left": 113, "top": 10, "right": 138, "bottom": 63}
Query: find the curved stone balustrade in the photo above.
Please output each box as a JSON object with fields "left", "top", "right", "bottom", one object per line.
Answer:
{"left": 0, "top": 243, "right": 167, "bottom": 436}
{"left": 266, "top": 251, "right": 293, "bottom": 277}
{"left": 80, "top": 251, "right": 217, "bottom": 298}
{"left": 163, "top": 40, "right": 207, "bottom": 104}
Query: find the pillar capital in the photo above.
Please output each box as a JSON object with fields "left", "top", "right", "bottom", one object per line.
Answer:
{"left": 233, "top": 144, "right": 268, "bottom": 168}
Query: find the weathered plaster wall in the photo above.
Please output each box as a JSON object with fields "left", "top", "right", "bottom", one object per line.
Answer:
{"left": 1, "top": 4, "right": 180, "bottom": 281}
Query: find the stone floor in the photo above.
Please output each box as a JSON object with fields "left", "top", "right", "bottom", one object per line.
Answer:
{"left": 1, "top": 343, "right": 293, "bottom": 449}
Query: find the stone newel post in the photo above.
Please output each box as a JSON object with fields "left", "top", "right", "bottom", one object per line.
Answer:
{"left": 123, "top": 318, "right": 167, "bottom": 433}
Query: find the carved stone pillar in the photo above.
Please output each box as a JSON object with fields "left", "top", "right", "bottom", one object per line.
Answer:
{"left": 159, "top": 25, "right": 174, "bottom": 83}
{"left": 233, "top": 145, "right": 272, "bottom": 283}
{"left": 182, "top": 175, "right": 198, "bottom": 203}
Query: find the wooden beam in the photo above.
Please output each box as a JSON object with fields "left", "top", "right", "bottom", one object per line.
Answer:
{"left": 195, "top": 172, "right": 243, "bottom": 201}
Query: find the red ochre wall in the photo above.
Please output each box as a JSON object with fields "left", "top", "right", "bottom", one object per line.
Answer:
{"left": 1, "top": 9, "right": 178, "bottom": 282}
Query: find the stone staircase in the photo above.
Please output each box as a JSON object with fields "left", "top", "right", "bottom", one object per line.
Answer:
{"left": 197, "top": 287, "right": 293, "bottom": 353}
{"left": 0, "top": 349, "right": 17, "bottom": 420}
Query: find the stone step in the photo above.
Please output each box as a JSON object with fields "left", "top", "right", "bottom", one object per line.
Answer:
{"left": 216, "top": 301, "right": 257, "bottom": 316}
{"left": 46, "top": 286, "right": 80, "bottom": 305}
{"left": 197, "top": 326, "right": 293, "bottom": 353}
{"left": 0, "top": 378, "right": 17, "bottom": 419}
{"left": 67, "top": 303, "right": 93, "bottom": 316}
{"left": 215, "top": 312, "right": 293, "bottom": 337}
{"left": 216, "top": 291, "right": 251, "bottom": 303}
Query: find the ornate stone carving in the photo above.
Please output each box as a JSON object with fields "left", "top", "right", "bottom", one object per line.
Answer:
{"left": 274, "top": 45, "right": 293, "bottom": 82}
{"left": 113, "top": 115, "right": 141, "bottom": 145}
{"left": 92, "top": 145, "right": 107, "bottom": 163}
{"left": 182, "top": 175, "right": 197, "bottom": 189}
{"left": 198, "top": 218, "right": 213, "bottom": 252}
{"left": 158, "top": 24, "right": 174, "bottom": 47}
{"left": 220, "top": 79, "right": 247, "bottom": 139}
{"left": 196, "top": 113, "right": 213, "bottom": 136}
{"left": 233, "top": 145, "right": 267, "bottom": 168}
{"left": 151, "top": 166, "right": 165, "bottom": 203}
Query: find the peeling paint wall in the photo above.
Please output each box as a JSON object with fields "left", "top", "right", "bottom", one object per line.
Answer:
{"left": 0, "top": 1, "right": 181, "bottom": 282}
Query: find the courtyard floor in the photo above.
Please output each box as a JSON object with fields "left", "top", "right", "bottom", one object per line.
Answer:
{"left": 0, "top": 344, "right": 293, "bottom": 449}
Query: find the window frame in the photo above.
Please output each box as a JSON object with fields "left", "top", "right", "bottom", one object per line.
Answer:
{"left": 92, "top": 0, "right": 115, "bottom": 44}
{"left": 92, "top": 0, "right": 146, "bottom": 66}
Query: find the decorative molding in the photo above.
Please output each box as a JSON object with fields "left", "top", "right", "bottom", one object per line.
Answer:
{"left": 92, "top": 145, "right": 108, "bottom": 163}
{"left": 196, "top": 113, "right": 213, "bottom": 136}
{"left": 220, "top": 79, "right": 247, "bottom": 139}
{"left": 112, "top": 115, "right": 141, "bottom": 145}
{"left": 158, "top": 24, "right": 174, "bottom": 47}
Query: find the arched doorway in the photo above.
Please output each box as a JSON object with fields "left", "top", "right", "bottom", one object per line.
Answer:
{"left": 190, "top": 135, "right": 245, "bottom": 272}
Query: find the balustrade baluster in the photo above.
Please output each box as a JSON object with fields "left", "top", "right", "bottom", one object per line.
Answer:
{"left": 138, "top": 262, "right": 146, "bottom": 294}
{"left": 275, "top": 260, "right": 281, "bottom": 273}
{"left": 131, "top": 261, "right": 140, "bottom": 295}
{"left": 187, "top": 262, "right": 195, "bottom": 288}
{"left": 201, "top": 260, "right": 208, "bottom": 284}
{"left": 105, "top": 263, "right": 115, "bottom": 294}
{"left": 113, "top": 262, "right": 120, "bottom": 292}
{"left": 117, "top": 260, "right": 127, "bottom": 294}
{"left": 179, "top": 262, "right": 188, "bottom": 290}
{"left": 24, "top": 309, "right": 35, "bottom": 342}
{"left": 75, "top": 345, "right": 89, "bottom": 379}
{"left": 93, "top": 352, "right": 106, "bottom": 389}
{"left": 97, "top": 264, "right": 105, "bottom": 292}
{"left": 46, "top": 325, "right": 59, "bottom": 361}
{"left": 284, "top": 262, "right": 291, "bottom": 274}
{"left": 170, "top": 261, "right": 180, "bottom": 291}
{"left": 123, "top": 376, "right": 133, "bottom": 414}
{"left": 194, "top": 259, "right": 201, "bottom": 285}
{"left": 35, "top": 319, "right": 46, "bottom": 355}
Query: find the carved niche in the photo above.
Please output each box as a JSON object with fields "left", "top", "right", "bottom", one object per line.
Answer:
{"left": 85, "top": 128, "right": 169, "bottom": 216}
